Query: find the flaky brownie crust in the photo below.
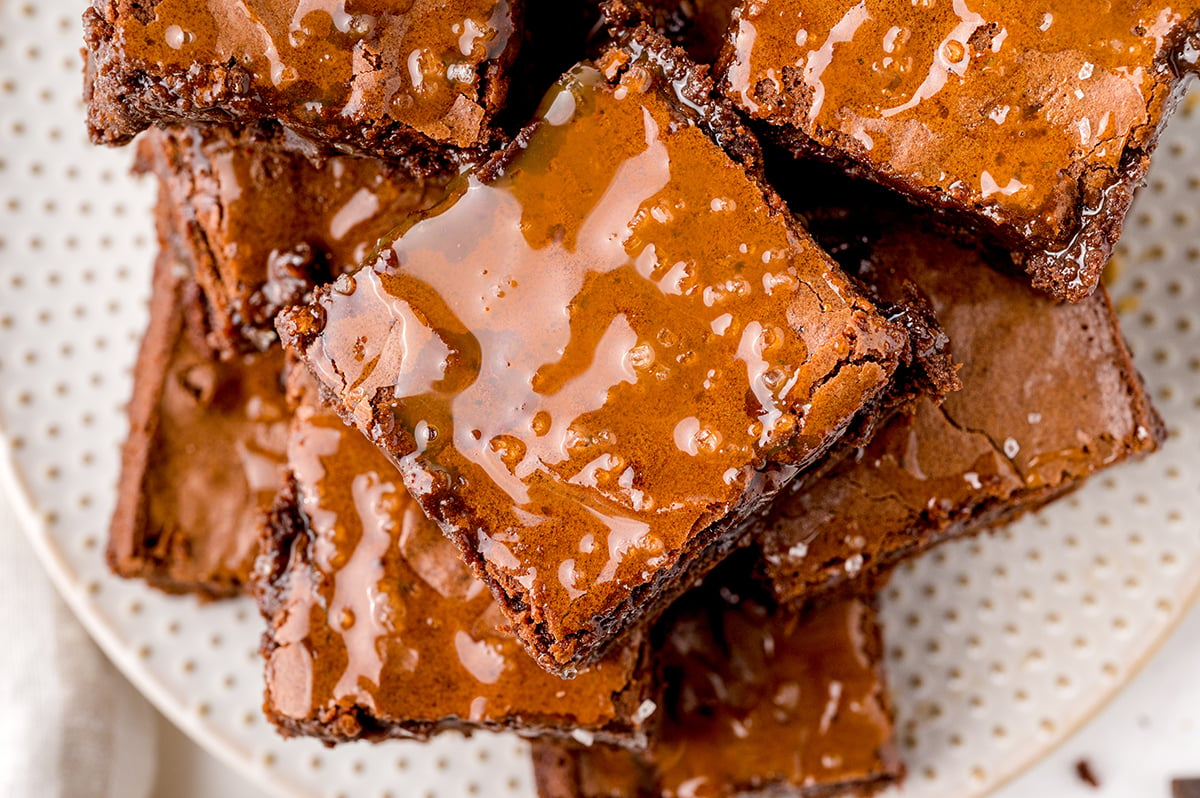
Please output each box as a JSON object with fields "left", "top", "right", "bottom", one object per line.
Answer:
{"left": 108, "top": 246, "right": 289, "bottom": 598}
{"left": 108, "top": 168, "right": 293, "bottom": 597}
{"left": 133, "top": 126, "right": 451, "bottom": 355}
{"left": 132, "top": 127, "right": 326, "bottom": 355}
{"left": 757, "top": 192, "right": 1167, "bottom": 607}
{"left": 764, "top": 291, "right": 1165, "bottom": 608}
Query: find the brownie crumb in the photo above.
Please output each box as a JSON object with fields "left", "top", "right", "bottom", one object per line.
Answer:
{"left": 1074, "top": 759, "right": 1100, "bottom": 789}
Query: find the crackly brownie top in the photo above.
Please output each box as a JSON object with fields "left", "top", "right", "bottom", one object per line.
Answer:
{"left": 761, "top": 218, "right": 1163, "bottom": 603}
{"left": 279, "top": 42, "right": 902, "bottom": 661}
{"left": 262, "top": 398, "right": 647, "bottom": 734}
{"left": 542, "top": 590, "right": 900, "bottom": 797}
{"left": 722, "top": 0, "right": 1200, "bottom": 249}
{"left": 105, "top": 0, "right": 517, "bottom": 146}
{"left": 151, "top": 127, "right": 447, "bottom": 345}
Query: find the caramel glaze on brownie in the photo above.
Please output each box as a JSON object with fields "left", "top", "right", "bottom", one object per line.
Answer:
{"left": 136, "top": 126, "right": 450, "bottom": 354}
{"left": 759, "top": 202, "right": 1165, "bottom": 606}
{"left": 531, "top": 573, "right": 902, "bottom": 798}
{"left": 84, "top": 0, "right": 523, "bottom": 170}
{"left": 278, "top": 29, "right": 908, "bottom": 675}
{"left": 718, "top": 0, "right": 1200, "bottom": 301}
{"left": 109, "top": 237, "right": 290, "bottom": 599}
{"left": 255, "top": 383, "right": 656, "bottom": 747}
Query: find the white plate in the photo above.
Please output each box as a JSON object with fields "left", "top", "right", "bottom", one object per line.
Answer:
{"left": 0, "top": 5, "right": 1197, "bottom": 797}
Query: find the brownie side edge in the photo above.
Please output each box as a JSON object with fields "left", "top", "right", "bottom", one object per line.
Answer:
{"left": 106, "top": 246, "right": 189, "bottom": 589}
{"left": 82, "top": 0, "right": 514, "bottom": 172}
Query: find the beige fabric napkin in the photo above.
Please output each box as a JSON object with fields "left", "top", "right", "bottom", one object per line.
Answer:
{"left": 0, "top": 496, "right": 156, "bottom": 798}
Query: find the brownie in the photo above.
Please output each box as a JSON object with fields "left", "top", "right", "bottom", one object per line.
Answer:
{"left": 717, "top": 0, "right": 1200, "bottom": 300}
{"left": 136, "top": 126, "right": 449, "bottom": 354}
{"left": 1175, "top": 779, "right": 1200, "bottom": 798}
{"left": 255, "top": 384, "right": 657, "bottom": 747}
{"left": 108, "top": 240, "right": 290, "bottom": 599}
{"left": 759, "top": 208, "right": 1165, "bottom": 606}
{"left": 602, "top": 0, "right": 740, "bottom": 64}
{"left": 531, "top": 579, "right": 902, "bottom": 797}
{"left": 277, "top": 30, "right": 908, "bottom": 675}
{"left": 83, "top": 0, "right": 524, "bottom": 169}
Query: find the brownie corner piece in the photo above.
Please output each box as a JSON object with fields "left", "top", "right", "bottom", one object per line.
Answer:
{"left": 279, "top": 33, "right": 908, "bottom": 675}
{"left": 718, "top": 0, "right": 1200, "bottom": 300}
{"left": 108, "top": 240, "right": 289, "bottom": 598}
{"left": 254, "top": 394, "right": 657, "bottom": 748}
{"left": 83, "top": 0, "right": 524, "bottom": 165}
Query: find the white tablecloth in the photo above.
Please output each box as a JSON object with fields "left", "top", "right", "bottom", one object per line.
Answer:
{"left": 0, "top": 498, "right": 156, "bottom": 798}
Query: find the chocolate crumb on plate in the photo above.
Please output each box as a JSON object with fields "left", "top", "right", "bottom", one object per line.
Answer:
{"left": 1175, "top": 778, "right": 1200, "bottom": 798}
{"left": 1075, "top": 758, "right": 1101, "bottom": 789}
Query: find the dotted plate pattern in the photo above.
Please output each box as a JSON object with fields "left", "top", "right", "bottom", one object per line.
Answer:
{"left": 0, "top": 5, "right": 1196, "bottom": 797}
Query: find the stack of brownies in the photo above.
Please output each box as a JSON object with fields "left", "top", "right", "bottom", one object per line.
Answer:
{"left": 85, "top": 0, "right": 1196, "bottom": 794}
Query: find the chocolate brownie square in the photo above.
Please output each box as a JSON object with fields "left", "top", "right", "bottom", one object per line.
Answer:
{"left": 84, "top": 0, "right": 524, "bottom": 169}
{"left": 531, "top": 576, "right": 902, "bottom": 797}
{"left": 136, "top": 126, "right": 449, "bottom": 354}
{"left": 760, "top": 204, "right": 1165, "bottom": 605}
{"left": 108, "top": 239, "right": 289, "bottom": 598}
{"left": 278, "top": 30, "right": 908, "bottom": 675}
{"left": 255, "top": 383, "right": 656, "bottom": 747}
{"left": 718, "top": 0, "right": 1200, "bottom": 300}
